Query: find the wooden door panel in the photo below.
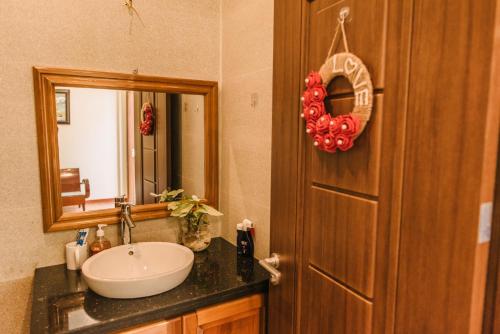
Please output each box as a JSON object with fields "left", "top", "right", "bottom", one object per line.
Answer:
{"left": 155, "top": 92, "right": 169, "bottom": 192}
{"left": 119, "top": 317, "right": 182, "bottom": 334}
{"left": 134, "top": 91, "right": 144, "bottom": 204}
{"left": 308, "top": 0, "right": 387, "bottom": 94}
{"left": 202, "top": 310, "right": 260, "bottom": 334}
{"left": 194, "top": 294, "right": 264, "bottom": 334}
{"left": 308, "top": 186, "right": 377, "bottom": 297}
{"left": 143, "top": 181, "right": 155, "bottom": 204}
{"left": 301, "top": 267, "right": 373, "bottom": 333}
{"left": 143, "top": 150, "right": 155, "bottom": 182}
{"left": 310, "top": 95, "right": 383, "bottom": 196}
{"left": 143, "top": 134, "right": 155, "bottom": 150}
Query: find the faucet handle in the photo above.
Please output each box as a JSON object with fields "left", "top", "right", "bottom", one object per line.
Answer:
{"left": 114, "top": 195, "right": 127, "bottom": 207}
{"left": 119, "top": 202, "right": 133, "bottom": 215}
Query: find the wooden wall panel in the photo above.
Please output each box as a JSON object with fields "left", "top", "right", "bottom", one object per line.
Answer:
{"left": 311, "top": 96, "right": 383, "bottom": 195}
{"left": 308, "top": 186, "right": 377, "bottom": 297}
{"left": 395, "top": 0, "right": 499, "bottom": 333}
{"left": 301, "top": 268, "right": 373, "bottom": 333}
{"left": 308, "top": 0, "right": 387, "bottom": 93}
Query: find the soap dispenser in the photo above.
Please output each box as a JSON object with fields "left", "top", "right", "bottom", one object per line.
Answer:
{"left": 90, "top": 224, "right": 111, "bottom": 255}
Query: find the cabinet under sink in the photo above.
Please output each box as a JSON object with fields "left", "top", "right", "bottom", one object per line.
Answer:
{"left": 119, "top": 294, "right": 265, "bottom": 334}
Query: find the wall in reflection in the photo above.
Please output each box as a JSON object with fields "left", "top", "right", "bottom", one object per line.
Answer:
{"left": 58, "top": 88, "right": 125, "bottom": 212}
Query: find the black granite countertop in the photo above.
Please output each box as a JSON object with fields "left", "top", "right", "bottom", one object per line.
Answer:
{"left": 30, "top": 238, "right": 269, "bottom": 334}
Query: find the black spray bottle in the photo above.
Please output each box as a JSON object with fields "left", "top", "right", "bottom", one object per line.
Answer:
{"left": 240, "top": 220, "right": 254, "bottom": 257}
{"left": 236, "top": 223, "right": 244, "bottom": 256}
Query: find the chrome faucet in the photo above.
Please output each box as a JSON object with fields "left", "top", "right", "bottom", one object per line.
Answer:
{"left": 120, "top": 203, "right": 136, "bottom": 245}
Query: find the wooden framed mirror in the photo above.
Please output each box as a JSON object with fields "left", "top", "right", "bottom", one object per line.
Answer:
{"left": 33, "top": 67, "right": 218, "bottom": 232}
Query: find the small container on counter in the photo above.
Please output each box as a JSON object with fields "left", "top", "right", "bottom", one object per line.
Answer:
{"left": 90, "top": 224, "right": 112, "bottom": 256}
{"left": 240, "top": 221, "right": 254, "bottom": 258}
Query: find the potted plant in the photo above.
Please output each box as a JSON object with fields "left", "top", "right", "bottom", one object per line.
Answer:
{"left": 157, "top": 190, "right": 223, "bottom": 252}
{"left": 152, "top": 188, "right": 185, "bottom": 202}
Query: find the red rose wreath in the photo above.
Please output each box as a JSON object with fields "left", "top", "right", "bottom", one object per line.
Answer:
{"left": 300, "top": 9, "right": 373, "bottom": 153}
{"left": 139, "top": 102, "right": 154, "bottom": 136}
{"left": 301, "top": 72, "right": 362, "bottom": 153}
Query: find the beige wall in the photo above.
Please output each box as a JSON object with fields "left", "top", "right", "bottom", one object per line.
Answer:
{"left": 0, "top": 1, "right": 274, "bottom": 332}
{"left": 0, "top": 1, "right": 220, "bottom": 333}
{"left": 58, "top": 87, "right": 120, "bottom": 201}
{"left": 219, "top": 0, "right": 274, "bottom": 259}
{"left": 181, "top": 94, "right": 206, "bottom": 197}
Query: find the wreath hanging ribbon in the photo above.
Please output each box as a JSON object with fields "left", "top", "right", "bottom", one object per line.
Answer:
{"left": 301, "top": 12, "right": 373, "bottom": 153}
{"left": 139, "top": 102, "right": 154, "bottom": 136}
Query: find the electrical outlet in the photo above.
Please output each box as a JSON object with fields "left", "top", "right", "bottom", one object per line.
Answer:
{"left": 251, "top": 93, "right": 258, "bottom": 108}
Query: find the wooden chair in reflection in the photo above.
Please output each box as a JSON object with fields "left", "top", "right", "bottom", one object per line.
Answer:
{"left": 60, "top": 168, "right": 90, "bottom": 211}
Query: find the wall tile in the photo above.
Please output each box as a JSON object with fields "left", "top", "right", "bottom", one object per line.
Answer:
{"left": 0, "top": 277, "right": 32, "bottom": 334}
{"left": 219, "top": 0, "right": 274, "bottom": 259}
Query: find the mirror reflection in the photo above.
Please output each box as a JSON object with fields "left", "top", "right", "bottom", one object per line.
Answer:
{"left": 56, "top": 87, "right": 205, "bottom": 213}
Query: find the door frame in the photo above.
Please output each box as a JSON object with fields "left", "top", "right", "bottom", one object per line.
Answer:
{"left": 484, "top": 142, "right": 500, "bottom": 333}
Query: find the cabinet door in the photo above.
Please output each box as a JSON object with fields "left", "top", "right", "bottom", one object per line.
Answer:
{"left": 119, "top": 317, "right": 182, "bottom": 334}
{"left": 183, "top": 294, "right": 264, "bottom": 334}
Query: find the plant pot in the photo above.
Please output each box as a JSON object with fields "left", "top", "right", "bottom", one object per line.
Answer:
{"left": 181, "top": 220, "right": 211, "bottom": 252}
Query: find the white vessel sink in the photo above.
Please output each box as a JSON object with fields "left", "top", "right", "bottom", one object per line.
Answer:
{"left": 81, "top": 242, "right": 194, "bottom": 299}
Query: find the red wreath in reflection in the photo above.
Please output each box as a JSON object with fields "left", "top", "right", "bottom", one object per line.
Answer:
{"left": 139, "top": 102, "right": 154, "bottom": 136}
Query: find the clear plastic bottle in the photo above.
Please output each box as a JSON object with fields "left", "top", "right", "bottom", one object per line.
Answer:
{"left": 90, "top": 224, "right": 112, "bottom": 256}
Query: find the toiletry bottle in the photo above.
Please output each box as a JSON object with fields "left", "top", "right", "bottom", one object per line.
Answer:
{"left": 241, "top": 223, "right": 254, "bottom": 257}
{"left": 76, "top": 228, "right": 90, "bottom": 246}
{"left": 237, "top": 223, "right": 244, "bottom": 256}
{"left": 243, "top": 219, "right": 255, "bottom": 257}
{"left": 243, "top": 219, "right": 255, "bottom": 239}
{"left": 90, "top": 224, "right": 111, "bottom": 255}
{"left": 237, "top": 253, "right": 254, "bottom": 282}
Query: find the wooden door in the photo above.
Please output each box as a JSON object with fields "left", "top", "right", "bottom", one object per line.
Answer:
{"left": 133, "top": 92, "right": 171, "bottom": 204}
{"left": 272, "top": 0, "right": 400, "bottom": 332}
{"left": 299, "top": 1, "right": 391, "bottom": 333}
{"left": 271, "top": 0, "right": 499, "bottom": 333}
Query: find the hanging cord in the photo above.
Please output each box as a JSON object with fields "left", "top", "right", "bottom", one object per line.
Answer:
{"left": 125, "top": 0, "right": 145, "bottom": 35}
{"left": 324, "top": 13, "right": 350, "bottom": 63}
